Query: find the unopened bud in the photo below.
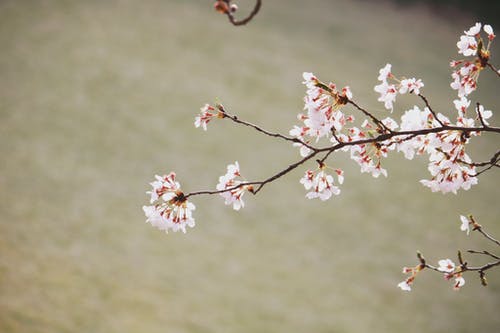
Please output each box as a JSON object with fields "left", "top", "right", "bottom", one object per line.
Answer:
{"left": 316, "top": 159, "right": 326, "bottom": 169}
{"left": 214, "top": 1, "right": 229, "bottom": 14}
{"left": 230, "top": 4, "right": 238, "bottom": 12}
{"left": 479, "top": 271, "right": 488, "bottom": 286}
{"left": 457, "top": 250, "right": 464, "bottom": 265}
{"left": 416, "top": 251, "right": 426, "bottom": 265}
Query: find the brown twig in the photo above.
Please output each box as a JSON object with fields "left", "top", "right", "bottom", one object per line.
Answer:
{"left": 487, "top": 62, "right": 500, "bottom": 77}
{"left": 347, "top": 100, "right": 392, "bottom": 132}
{"left": 475, "top": 102, "right": 488, "bottom": 128}
{"left": 184, "top": 150, "right": 320, "bottom": 198}
{"left": 467, "top": 250, "right": 500, "bottom": 260}
{"left": 471, "top": 150, "right": 500, "bottom": 167}
{"left": 476, "top": 227, "right": 500, "bottom": 247}
{"left": 217, "top": 0, "right": 262, "bottom": 26}
{"left": 418, "top": 93, "right": 445, "bottom": 127}
{"left": 472, "top": 161, "right": 500, "bottom": 177}
{"left": 456, "top": 260, "right": 500, "bottom": 274}
{"left": 219, "top": 106, "right": 316, "bottom": 151}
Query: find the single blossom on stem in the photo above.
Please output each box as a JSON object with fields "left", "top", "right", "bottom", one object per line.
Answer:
{"left": 453, "top": 274, "right": 466, "bottom": 290}
{"left": 437, "top": 258, "right": 456, "bottom": 273}
{"left": 484, "top": 24, "right": 495, "bottom": 40}
{"left": 195, "top": 103, "right": 224, "bottom": 130}
{"left": 460, "top": 215, "right": 471, "bottom": 235}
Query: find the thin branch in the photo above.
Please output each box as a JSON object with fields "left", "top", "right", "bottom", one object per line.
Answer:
{"left": 473, "top": 162, "right": 500, "bottom": 177}
{"left": 487, "top": 62, "right": 500, "bottom": 77}
{"left": 222, "top": 0, "right": 262, "bottom": 26}
{"left": 467, "top": 250, "right": 500, "bottom": 260}
{"left": 347, "top": 100, "right": 391, "bottom": 132}
{"left": 315, "top": 124, "right": 500, "bottom": 154}
{"left": 476, "top": 227, "right": 500, "bottom": 247}
{"left": 475, "top": 102, "right": 487, "bottom": 128}
{"left": 319, "top": 148, "right": 335, "bottom": 164}
{"left": 471, "top": 150, "right": 500, "bottom": 167}
{"left": 423, "top": 258, "right": 500, "bottom": 275}
{"left": 422, "top": 263, "right": 442, "bottom": 272}
{"left": 252, "top": 151, "right": 320, "bottom": 194}
{"left": 220, "top": 108, "right": 316, "bottom": 151}
{"left": 184, "top": 150, "right": 320, "bottom": 198}
{"left": 418, "top": 93, "right": 445, "bottom": 126}
{"left": 459, "top": 149, "right": 500, "bottom": 176}
{"left": 457, "top": 260, "right": 500, "bottom": 273}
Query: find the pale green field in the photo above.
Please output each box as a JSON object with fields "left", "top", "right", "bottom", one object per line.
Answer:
{"left": 1, "top": 1, "right": 499, "bottom": 332}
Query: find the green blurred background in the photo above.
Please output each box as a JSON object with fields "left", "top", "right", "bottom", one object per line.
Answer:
{"left": 1, "top": 0, "right": 499, "bottom": 332}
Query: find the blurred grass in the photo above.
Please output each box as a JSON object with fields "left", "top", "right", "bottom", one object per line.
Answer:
{"left": 0, "top": 0, "right": 499, "bottom": 332}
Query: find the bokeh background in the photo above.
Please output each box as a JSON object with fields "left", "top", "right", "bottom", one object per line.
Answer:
{"left": 1, "top": 0, "right": 499, "bottom": 332}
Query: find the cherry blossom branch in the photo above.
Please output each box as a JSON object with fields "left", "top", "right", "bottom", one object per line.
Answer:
{"left": 423, "top": 257, "right": 500, "bottom": 276}
{"left": 143, "top": 22, "right": 500, "bottom": 273}
{"left": 317, "top": 124, "right": 500, "bottom": 148}
{"left": 214, "top": 0, "right": 262, "bottom": 26}
{"left": 196, "top": 96, "right": 500, "bottom": 189}
{"left": 219, "top": 97, "right": 497, "bottom": 159}
{"left": 184, "top": 118, "right": 499, "bottom": 200}
{"left": 399, "top": 216, "right": 500, "bottom": 291}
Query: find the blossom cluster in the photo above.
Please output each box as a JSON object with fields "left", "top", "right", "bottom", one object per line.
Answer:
{"left": 437, "top": 258, "right": 466, "bottom": 290}
{"left": 397, "top": 105, "right": 481, "bottom": 194}
{"left": 194, "top": 103, "right": 225, "bottom": 130}
{"left": 398, "top": 256, "right": 466, "bottom": 292}
{"left": 292, "top": 60, "right": 491, "bottom": 194}
{"left": 216, "top": 161, "right": 253, "bottom": 210}
{"left": 300, "top": 163, "right": 343, "bottom": 200}
{"left": 451, "top": 23, "right": 495, "bottom": 97}
{"left": 293, "top": 72, "right": 398, "bottom": 179}
{"left": 289, "top": 72, "right": 354, "bottom": 157}
{"left": 374, "top": 63, "right": 424, "bottom": 111}
{"left": 397, "top": 263, "right": 424, "bottom": 292}
{"left": 142, "top": 172, "right": 196, "bottom": 233}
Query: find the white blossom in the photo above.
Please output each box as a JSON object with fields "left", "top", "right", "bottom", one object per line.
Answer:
{"left": 460, "top": 215, "right": 471, "bottom": 235}
{"left": 437, "top": 259, "right": 456, "bottom": 273}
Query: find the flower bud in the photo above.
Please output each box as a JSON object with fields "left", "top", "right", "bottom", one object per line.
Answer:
{"left": 214, "top": 1, "right": 229, "bottom": 14}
